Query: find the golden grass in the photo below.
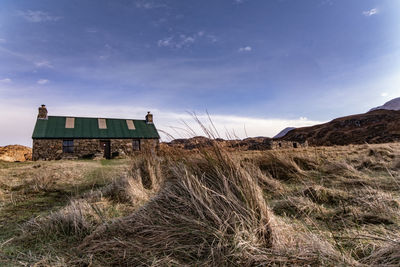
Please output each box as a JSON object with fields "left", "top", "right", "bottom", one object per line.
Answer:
{"left": 0, "top": 142, "right": 399, "bottom": 266}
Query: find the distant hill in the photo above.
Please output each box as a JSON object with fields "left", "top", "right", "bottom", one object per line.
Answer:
{"left": 273, "top": 127, "right": 296, "bottom": 138}
{"left": 281, "top": 109, "right": 400, "bottom": 146}
{"left": 370, "top": 97, "right": 400, "bottom": 112}
{"left": 0, "top": 145, "right": 32, "bottom": 162}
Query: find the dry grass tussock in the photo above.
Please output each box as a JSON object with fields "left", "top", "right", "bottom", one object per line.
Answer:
{"left": 84, "top": 156, "right": 163, "bottom": 205}
{"left": 362, "top": 239, "right": 400, "bottom": 266}
{"left": 79, "top": 146, "right": 275, "bottom": 266}
{"left": 21, "top": 199, "right": 98, "bottom": 239}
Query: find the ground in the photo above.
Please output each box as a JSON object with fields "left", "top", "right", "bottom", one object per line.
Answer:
{"left": 0, "top": 143, "right": 399, "bottom": 266}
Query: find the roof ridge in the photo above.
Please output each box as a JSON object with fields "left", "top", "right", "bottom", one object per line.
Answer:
{"left": 47, "top": 115, "right": 146, "bottom": 121}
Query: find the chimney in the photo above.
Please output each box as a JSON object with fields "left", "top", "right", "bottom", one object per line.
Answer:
{"left": 38, "top": 104, "right": 48, "bottom": 120}
{"left": 145, "top": 111, "right": 153, "bottom": 124}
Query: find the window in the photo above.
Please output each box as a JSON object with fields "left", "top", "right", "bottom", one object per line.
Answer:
{"left": 132, "top": 139, "right": 140, "bottom": 151}
{"left": 126, "top": 120, "right": 136, "bottom": 130}
{"left": 98, "top": 118, "right": 107, "bottom": 129}
{"left": 63, "top": 140, "right": 74, "bottom": 153}
{"left": 65, "top": 117, "right": 75, "bottom": 128}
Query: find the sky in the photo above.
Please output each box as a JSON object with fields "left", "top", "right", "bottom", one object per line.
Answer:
{"left": 0, "top": 0, "right": 399, "bottom": 146}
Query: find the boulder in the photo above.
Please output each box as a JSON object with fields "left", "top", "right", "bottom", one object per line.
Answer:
{"left": 0, "top": 145, "right": 32, "bottom": 162}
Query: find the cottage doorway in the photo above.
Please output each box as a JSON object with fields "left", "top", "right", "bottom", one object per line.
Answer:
{"left": 100, "top": 140, "right": 111, "bottom": 159}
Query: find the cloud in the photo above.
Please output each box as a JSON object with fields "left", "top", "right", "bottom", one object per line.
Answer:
{"left": 18, "top": 10, "right": 62, "bottom": 22}
{"left": 35, "top": 60, "right": 53, "bottom": 68}
{"left": 363, "top": 8, "right": 378, "bottom": 16}
{"left": 0, "top": 78, "right": 12, "bottom": 83}
{"left": 158, "top": 34, "right": 196, "bottom": 49}
{"left": 320, "top": 0, "right": 333, "bottom": 6}
{"left": 135, "top": 1, "right": 165, "bottom": 9}
{"left": 158, "top": 32, "right": 217, "bottom": 49}
{"left": 381, "top": 92, "right": 388, "bottom": 97}
{"left": 157, "top": 37, "right": 173, "bottom": 47}
{"left": 37, "top": 79, "right": 49, "bottom": 85}
{"left": 85, "top": 28, "right": 98, "bottom": 33}
{"left": 238, "top": 46, "right": 252, "bottom": 52}
{"left": 0, "top": 38, "right": 6, "bottom": 44}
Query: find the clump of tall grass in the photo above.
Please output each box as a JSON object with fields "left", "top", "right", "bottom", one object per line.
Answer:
{"left": 322, "top": 160, "right": 359, "bottom": 176}
{"left": 303, "top": 185, "right": 349, "bottom": 206}
{"left": 272, "top": 196, "right": 329, "bottom": 219}
{"left": 362, "top": 239, "right": 400, "bottom": 266}
{"left": 255, "top": 151, "right": 307, "bottom": 181}
{"left": 29, "top": 172, "right": 56, "bottom": 192}
{"left": 21, "top": 199, "right": 98, "bottom": 240}
{"left": 268, "top": 218, "right": 356, "bottom": 266}
{"left": 79, "top": 144, "right": 274, "bottom": 266}
{"left": 351, "top": 187, "right": 400, "bottom": 225}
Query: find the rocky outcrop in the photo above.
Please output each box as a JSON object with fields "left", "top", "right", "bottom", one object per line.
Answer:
{"left": 0, "top": 145, "right": 32, "bottom": 162}
{"left": 281, "top": 109, "right": 400, "bottom": 146}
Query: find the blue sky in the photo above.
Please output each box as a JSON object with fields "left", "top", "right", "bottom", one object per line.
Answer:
{"left": 0, "top": 0, "right": 399, "bottom": 146}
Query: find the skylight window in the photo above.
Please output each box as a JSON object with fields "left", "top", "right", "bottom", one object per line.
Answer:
{"left": 126, "top": 120, "right": 136, "bottom": 130}
{"left": 65, "top": 117, "right": 75, "bottom": 128}
{"left": 98, "top": 118, "right": 107, "bottom": 129}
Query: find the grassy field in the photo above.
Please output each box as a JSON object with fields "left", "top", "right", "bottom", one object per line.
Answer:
{"left": 0, "top": 143, "right": 399, "bottom": 266}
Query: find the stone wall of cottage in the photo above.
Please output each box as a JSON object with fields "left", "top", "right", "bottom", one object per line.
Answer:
{"left": 32, "top": 138, "right": 159, "bottom": 160}
{"left": 270, "top": 140, "right": 308, "bottom": 149}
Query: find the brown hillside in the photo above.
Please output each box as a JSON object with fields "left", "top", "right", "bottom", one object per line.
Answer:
{"left": 281, "top": 109, "right": 400, "bottom": 146}
{"left": 0, "top": 145, "right": 32, "bottom": 162}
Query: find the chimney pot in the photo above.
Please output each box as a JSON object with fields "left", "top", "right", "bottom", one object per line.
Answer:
{"left": 38, "top": 104, "right": 48, "bottom": 120}
{"left": 145, "top": 111, "right": 153, "bottom": 124}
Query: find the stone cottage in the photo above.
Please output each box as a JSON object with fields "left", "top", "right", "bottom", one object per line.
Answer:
{"left": 32, "top": 105, "right": 160, "bottom": 160}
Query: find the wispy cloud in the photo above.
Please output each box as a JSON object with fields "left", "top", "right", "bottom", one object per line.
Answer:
{"left": 157, "top": 37, "right": 173, "bottom": 47}
{"left": 363, "top": 8, "right": 378, "bottom": 16}
{"left": 37, "top": 79, "right": 49, "bottom": 85}
{"left": 0, "top": 38, "right": 6, "bottom": 44}
{"left": 85, "top": 27, "right": 98, "bottom": 33}
{"left": 320, "top": 0, "right": 333, "bottom": 6}
{"left": 0, "top": 78, "right": 12, "bottom": 83}
{"left": 35, "top": 60, "right": 53, "bottom": 68}
{"left": 238, "top": 46, "right": 252, "bottom": 52}
{"left": 158, "top": 34, "right": 195, "bottom": 49}
{"left": 18, "top": 10, "right": 62, "bottom": 22}
{"left": 381, "top": 92, "right": 388, "bottom": 97}
{"left": 158, "top": 32, "right": 216, "bottom": 49}
{"left": 135, "top": 1, "right": 166, "bottom": 9}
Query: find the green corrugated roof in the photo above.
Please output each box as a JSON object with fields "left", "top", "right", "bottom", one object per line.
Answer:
{"left": 32, "top": 116, "right": 160, "bottom": 139}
